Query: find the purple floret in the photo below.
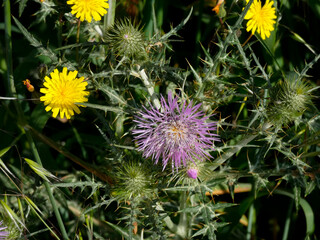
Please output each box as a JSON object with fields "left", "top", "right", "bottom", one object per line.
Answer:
{"left": 133, "top": 92, "right": 218, "bottom": 171}
{"left": 0, "top": 221, "right": 9, "bottom": 239}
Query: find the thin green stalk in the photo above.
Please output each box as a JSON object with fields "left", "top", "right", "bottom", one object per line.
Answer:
{"left": 25, "top": 131, "right": 69, "bottom": 240}
{"left": 143, "top": 0, "right": 155, "bottom": 38}
{"left": 282, "top": 199, "right": 293, "bottom": 240}
{"left": 76, "top": 19, "right": 80, "bottom": 62}
{"left": 176, "top": 191, "right": 188, "bottom": 238}
{"left": 4, "top": 0, "right": 24, "bottom": 125}
{"left": 4, "top": 1, "right": 69, "bottom": 239}
{"left": 4, "top": 0, "right": 13, "bottom": 96}
{"left": 105, "top": 0, "right": 116, "bottom": 30}
{"left": 194, "top": 0, "right": 204, "bottom": 67}
{"left": 134, "top": 69, "right": 161, "bottom": 110}
{"left": 246, "top": 203, "right": 255, "bottom": 240}
{"left": 57, "top": 13, "right": 63, "bottom": 48}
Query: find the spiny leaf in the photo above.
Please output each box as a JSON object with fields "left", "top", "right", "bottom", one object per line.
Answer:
{"left": 79, "top": 102, "right": 125, "bottom": 114}
{"left": 53, "top": 181, "right": 103, "bottom": 199}
{"left": 12, "top": 16, "right": 58, "bottom": 62}
{"left": 18, "top": 0, "right": 28, "bottom": 17}
{"left": 83, "top": 198, "right": 116, "bottom": 215}
{"left": 104, "top": 221, "right": 140, "bottom": 240}
{"left": 192, "top": 225, "right": 209, "bottom": 238}
{"left": 96, "top": 82, "right": 127, "bottom": 105}
{"left": 159, "top": 7, "right": 193, "bottom": 42}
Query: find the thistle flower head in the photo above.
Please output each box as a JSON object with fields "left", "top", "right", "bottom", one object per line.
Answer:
{"left": 112, "top": 161, "right": 155, "bottom": 202}
{"left": 67, "top": 0, "right": 109, "bottom": 22}
{"left": 266, "top": 78, "right": 314, "bottom": 126}
{"left": 244, "top": 0, "right": 276, "bottom": 40}
{"left": 103, "top": 19, "right": 146, "bottom": 59}
{"left": 40, "top": 67, "right": 89, "bottom": 119}
{"left": 0, "top": 221, "right": 9, "bottom": 240}
{"left": 133, "top": 93, "right": 218, "bottom": 171}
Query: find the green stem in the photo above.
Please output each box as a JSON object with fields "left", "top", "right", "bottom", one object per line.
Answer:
{"left": 57, "top": 13, "right": 63, "bottom": 48}
{"left": 134, "top": 69, "right": 161, "bottom": 110}
{"left": 76, "top": 19, "right": 80, "bottom": 62}
{"left": 105, "top": 0, "right": 116, "bottom": 29}
{"left": 143, "top": 0, "right": 155, "bottom": 38}
{"left": 246, "top": 203, "right": 255, "bottom": 240}
{"left": 4, "top": 0, "right": 24, "bottom": 124}
{"left": 282, "top": 199, "right": 293, "bottom": 240}
{"left": 4, "top": 1, "right": 69, "bottom": 239}
{"left": 194, "top": 0, "right": 204, "bottom": 67}
{"left": 177, "top": 191, "right": 188, "bottom": 238}
{"left": 4, "top": 0, "right": 13, "bottom": 96}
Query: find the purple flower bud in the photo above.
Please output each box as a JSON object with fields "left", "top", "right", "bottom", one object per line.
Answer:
{"left": 187, "top": 168, "right": 198, "bottom": 179}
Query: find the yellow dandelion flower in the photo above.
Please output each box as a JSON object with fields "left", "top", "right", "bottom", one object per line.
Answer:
{"left": 244, "top": 0, "right": 276, "bottom": 40}
{"left": 67, "top": 0, "right": 109, "bottom": 23}
{"left": 40, "top": 67, "right": 89, "bottom": 119}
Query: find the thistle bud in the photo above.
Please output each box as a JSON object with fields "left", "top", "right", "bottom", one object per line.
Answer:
{"left": 111, "top": 161, "right": 155, "bottom": 202}
{"left": 172, "top": 159, "right": 214, "bottom": 185}
{"left": 266, "top": 78, "right": 313, "bottom": 126}
{"left": 187, "top": 168, "right": 198, "bottom": 179}
{"left": 103, "top": 19, "right": 147, "bottom": 59}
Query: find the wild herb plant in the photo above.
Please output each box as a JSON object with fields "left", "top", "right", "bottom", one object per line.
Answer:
{"left": 0, "top": 0, "right": 319, "bottom": 239}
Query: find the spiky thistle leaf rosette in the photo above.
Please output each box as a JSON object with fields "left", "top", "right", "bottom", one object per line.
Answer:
{"left": 266, "top": 78, "right": 314, "bottom": 126}
{"left": 133, "top": 92, "right": 218, "bottom": 171}
{"left": 103, "top": 19, "right": 146, "bottom": 59}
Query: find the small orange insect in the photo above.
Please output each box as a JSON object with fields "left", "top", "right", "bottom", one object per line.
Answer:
{"left": 23, "top": 79, "right": 35, "bottom": 92}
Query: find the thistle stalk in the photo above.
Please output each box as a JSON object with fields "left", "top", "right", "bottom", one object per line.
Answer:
{"left": 104, "top": 0, "right": 116, "bottom": 30}
{"left": 138, "top": 69, "right": 161, "bottom": 110}
{"left": 176, "top": 191, "right": 188, "bottom": 238}
{"left": 4, "top": 1, "right": 69, "bottom": 239}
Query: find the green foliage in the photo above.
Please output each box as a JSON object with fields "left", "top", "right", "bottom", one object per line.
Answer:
{"left": 0, "top": 0, "right": 320, "bottom": 239}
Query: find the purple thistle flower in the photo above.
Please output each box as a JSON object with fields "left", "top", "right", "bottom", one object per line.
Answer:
{"left": 133, "top": 92, "right": 218, "bottom": 171}
{"left": 0, "top": 221, "right": 9, "bottom": 239}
